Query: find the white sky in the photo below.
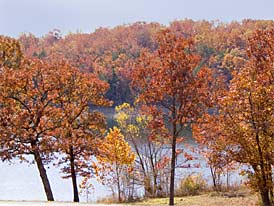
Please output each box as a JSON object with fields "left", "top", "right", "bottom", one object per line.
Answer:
{"left": 0, "top": 0, "right": 273, "bottom": 37}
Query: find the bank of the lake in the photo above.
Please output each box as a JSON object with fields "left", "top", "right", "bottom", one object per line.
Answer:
{"left": 130, "top": 192, "right": 258, "bottom": 206}
{"left": 0, "top": 191, "right": 258, "bottom": 206}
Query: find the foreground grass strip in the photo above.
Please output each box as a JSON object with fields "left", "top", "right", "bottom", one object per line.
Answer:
{"left": 130, "top": 194, "right": 258, "bottom": 206}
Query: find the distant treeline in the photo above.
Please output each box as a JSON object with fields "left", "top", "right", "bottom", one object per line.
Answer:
{"left": 18, "top": 19, "right": 274, "bottom": 106}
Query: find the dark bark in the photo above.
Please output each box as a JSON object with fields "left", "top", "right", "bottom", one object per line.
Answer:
{"left": 148, "top": 141, "right": 157, "bottom": 197}
{"left": 169, "top": 134, "right": 176, "bottom": 206}
{"left": 117, "top": 181, "right": 122, "bottom": 202}
{"left": 255, "top": 134, "right": 272, "bottom": 206}
{"left": 252, "top": 165, "right": 273, "bottom": 206}
{"left": 33, "top": 149, "right": 54, "bottom": 201}
{"left": 153, "top": 174, "right": 157, "bottom": 197}
{"left": 249, "top": 95, "right": 273, "bottom": 206}
{"left": 210, "top": 166, "right": 217, "bottom": 190}
{"left": 69, "top": 146, "right": 79, "bottom": 202}
{"left": 260, "top": 190, "right": 272, "bottom": 206}
{"left": 130, "top": 137, "right": 151, "bottom": 197}
{"left": 169, "top": 99, "right": 177, "bottom": 206}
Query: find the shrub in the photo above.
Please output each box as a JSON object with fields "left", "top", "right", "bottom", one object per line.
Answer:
{"left": 176, "top": 174, "right": 207, "bottom": 196}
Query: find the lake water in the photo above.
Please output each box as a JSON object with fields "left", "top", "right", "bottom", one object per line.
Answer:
{"left": 0, "top": 142, "right": 243, "bottom": 203}
{"left": 0, "top": 159, "right": 109, "bottom": 202}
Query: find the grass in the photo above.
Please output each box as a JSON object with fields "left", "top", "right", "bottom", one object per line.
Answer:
{"left": 129, "top": 193, "right": 258, "bottom": 206}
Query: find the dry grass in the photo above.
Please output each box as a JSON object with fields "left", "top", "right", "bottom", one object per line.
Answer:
{"left": 129, "top": 193, "right": 258, "bottom": 206}
{"left": 0, "top": 193, "right": 258, "bottom": 206}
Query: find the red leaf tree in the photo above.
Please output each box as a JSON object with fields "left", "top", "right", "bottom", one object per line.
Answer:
{"left": 54, "top": 66, "right": 111, "bottom": 202}
{"left": 0, "top": 58, "right": 68, "bottom": 201}
{"left": 131, "top": 29, "right": 212, "bottom": 205}
{"left": 194, "top": 29, "right": 274, "bottom": 206}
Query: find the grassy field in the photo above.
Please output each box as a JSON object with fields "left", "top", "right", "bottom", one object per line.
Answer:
{"left": 130, "top": 193, "right": 258, "bottom": 206}
{"left": 0, "top": 194, "right": 258, "bottom": 206}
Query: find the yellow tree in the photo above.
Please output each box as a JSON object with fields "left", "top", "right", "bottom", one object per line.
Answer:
{"left": 115, "top": 103, "right": 169, "bottom": 197}
{"left": 98, "top": 127, "right": 135, "bottom": 202}
{"left": 195, "top": 29, "right": 274, "bottom": 206}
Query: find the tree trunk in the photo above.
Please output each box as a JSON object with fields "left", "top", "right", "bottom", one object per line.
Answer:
{"left": 33, "top": 149, "right": 54, "bottom": 201}
{"left": 266, "top": 163, "right": 273, "bottom": 203}
{"left": 116, "top": 165, "right": 122, "bottom": 202}
{"left": 69, "top": 146, "right": 79, "bottom": 202}
{"left": 169, "top": 100, "right": 177, "bottom": 206}
{"left": 253, "top": 164, "right": 273, "bottom": 206}
{"left": 153, "top": 174, "right": 157, "bottom": 197}
{"left": 117, "top": 181, "right": 122, "bottom": 203}
{"left": 260, "top": 189, "right": 272, "bottom": 206}
{"left": 210, "top": 166, "right": 217, "bottom": 191}
{"left": 226, "top": 171, "right": 230, "bottom": 190}
{"left": 148, "top": 141, "right": 158, "bottom": 197}
{"left": 169, "top": 134, "right": 176, "bottom": 206}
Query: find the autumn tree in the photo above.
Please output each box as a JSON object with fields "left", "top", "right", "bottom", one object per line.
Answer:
{"left": 0, "top": 59, "right": 69, "bottom": 201}
{"left": 54, "top": 67, "right": 110, "bottom": 202}
{"left": 0, "top": 35, "right": 23, "bottom": 68}
{"left": 132, "top": 29, "right": 212, "bottom": 205}
{"left": 98, "top": 127, "right": 135, "bottom": 202}
{"left": 194, "top": 138, "right": 238, "bottom": 191}
{"left": 18, "top": 33, "right": 40, "bottom": 58}
{"left": 115, "top": 103, "right": 169, "bottom": 197}
{"left": 194, "top": 29, "right": 274, "bottom": 206}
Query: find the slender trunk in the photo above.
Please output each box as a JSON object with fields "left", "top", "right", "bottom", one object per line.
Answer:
{"left": 226, "top": 171, "right": 230, "bottom": 190}
{"left": 129, "top": 172, "right": 135, "bottom": 201}
{"left": 116, "top": 164, "right": 122, "bottom": 202}
{"left": 153, "top": 174, "right": 157, "bottom": 197}
{"left": 118, "top": 182, "right": 121, "bottom": 202}
{"left": 210, "top": 166, "right": 217, "bottom": 191}
{"left": 148, "top": 141, "right": 157, "bottom": 197}
{"left": 260, "top": 190, "right": 272, "bottom": 206}
{"left": 169, "top": 99, "right": 177, "bottom": 206}
{"left": 255, "top": 134, "right": 271, "bottom": 206}
{"left": 33, "top": 149, "right": 54, "bottom": 201}
{"left": 266, "top": 163, "right": 273, "bottom": 202}
{"left": 131, "top": 138, "right": 148, "bottom": 195}
{"left": 169, "top": 134, "right": 176, "bottom": 206}
{"left": 69, "top": 146, "right": 79, "bottom": 202}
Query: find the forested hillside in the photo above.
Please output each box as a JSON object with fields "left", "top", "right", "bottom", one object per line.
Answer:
{"left": 18, "top": 19, "right": 273, "bottom": 105}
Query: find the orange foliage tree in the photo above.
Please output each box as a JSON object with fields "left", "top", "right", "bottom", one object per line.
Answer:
{"left": 0, "top": 35, "right": 23, "bottom": 68}
{"left": 54, "top": 66, "right": 110, "bottom": 202}
{"left": 0, "top": 58, "right": 68, "bottom": 201}
{"left": 0, "top": 38, "right": 111, "bottom": 201}
{"left": 132, "top": 29, "right": 212, "bottom": 206}
{"left": 194, "top": 29, "right": 274, "bottom": 206}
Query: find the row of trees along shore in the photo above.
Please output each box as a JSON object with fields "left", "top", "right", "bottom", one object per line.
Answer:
{"left": 0, "top": 19, "right": 273, "bottom": 206}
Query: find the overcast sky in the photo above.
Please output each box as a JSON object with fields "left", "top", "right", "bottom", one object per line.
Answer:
{"left": 0, "top": 0, "right": 273, "bottom": 37}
